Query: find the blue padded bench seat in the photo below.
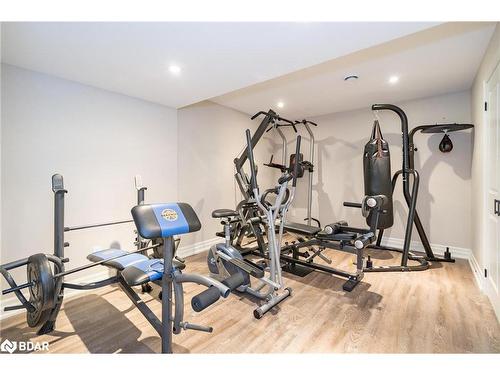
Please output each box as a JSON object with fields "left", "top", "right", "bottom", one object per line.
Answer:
{"left": 87, "top": 248, "right": 148, "bottom": 270}
{"left": 87, "top": 248, "right": 186, "bottom": 286}
{"left": 120, "top": 258, "right": 187, "bottom": 286}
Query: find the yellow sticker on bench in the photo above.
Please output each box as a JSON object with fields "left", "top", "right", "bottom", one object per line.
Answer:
{"left": 161, "top": 208, "right": 178, "bottom": 222}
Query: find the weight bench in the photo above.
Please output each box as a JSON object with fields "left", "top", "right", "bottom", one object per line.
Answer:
{"left": 279, "top": 220, "right": 367, "bottom": 291}
{"left": 278, "top": 198, "right": 386, "bottom": 291}
{"left": 84, "top": 203, "right": 232, "bottom": 353}
{"left": 87, "top": 248, "right": 186, "bottom": 286}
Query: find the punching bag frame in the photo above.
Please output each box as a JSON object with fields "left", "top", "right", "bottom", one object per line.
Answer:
{"left": 409, "top": 123, "right": 474, "bottom": 160}
{"left": 366, "top": 104, "right": 456, "bottom": 272}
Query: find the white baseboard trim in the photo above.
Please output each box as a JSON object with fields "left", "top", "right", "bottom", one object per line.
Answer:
{"left": 379, "top": 237, "right": 472, "bottom": 260}
{"left": 176, "top": 237, "right": 219, "bottom": 258}
{"left": 467, "top": 252, "right": 485, "bottom": 291}
{"left": 484, "top": 278, "right": 500, "bottom": 322}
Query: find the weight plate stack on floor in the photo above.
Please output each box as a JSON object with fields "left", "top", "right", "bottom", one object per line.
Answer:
{"left": 26, "top": 253, "right": 55, "bottom": 328}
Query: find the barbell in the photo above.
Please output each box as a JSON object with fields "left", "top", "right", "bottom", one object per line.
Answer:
{"left": 1, "top": 243, "right": 161, "bottom": 328}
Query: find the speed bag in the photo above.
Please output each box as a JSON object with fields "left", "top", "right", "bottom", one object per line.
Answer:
{"left": 363, "top": 120, "right": 394, "bottom": 229}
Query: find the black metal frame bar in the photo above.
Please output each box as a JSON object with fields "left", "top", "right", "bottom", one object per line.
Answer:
{"left": 280, "top": 237, "right": 364, "bottom": 288}
{"left": 236, "top": 217, "right": 366, "bottom": 291}
{"left": 234, "top": 109, "right": 297, "bottom": 199}
{"left": 0, "top": 264, "right": 35, "bottom": 312}
{"left": 234, "top": 110, "right": 275, "bottom": 178}
{"left": 118, "top": 276, "right": 163, "bottom": 336}
{"left": 64, "top": 219, "right": 133, "bottom": 232}
{"left": 63, "top": 276, "right": 119, "bottom": 290}
{"left": 243, "top": 234, "right": 364, "bottom": 292}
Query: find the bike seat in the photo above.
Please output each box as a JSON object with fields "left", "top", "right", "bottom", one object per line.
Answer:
{"left": 212, "top": 209, "right": 239, "bottom": 218}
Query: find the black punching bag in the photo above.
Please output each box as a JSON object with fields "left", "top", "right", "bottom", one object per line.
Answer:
{"left": 363, "top": 120, "right": 394, "bottom": 229}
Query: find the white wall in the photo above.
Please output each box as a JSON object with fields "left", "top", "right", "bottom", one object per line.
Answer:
{"left": 177, "top": 101, "right": 276, "bottom": 246}
{"left": 471, "top": 23, "right": 500, "bottom": 270}
{"left": 284, "top": 91, "right": 473, "bottom": 251}
{"left": 0, "top": 66, "right": 278, "bottom": 312}
{"left": 0, "top": 64, "right": 178, "bottom": 290}
{"left": 0, "top": 26, "right": 3, "bottom": 285}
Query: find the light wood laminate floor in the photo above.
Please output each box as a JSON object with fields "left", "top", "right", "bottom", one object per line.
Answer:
{"left": 1, "top": 248, "right": 499, "bottom": 353}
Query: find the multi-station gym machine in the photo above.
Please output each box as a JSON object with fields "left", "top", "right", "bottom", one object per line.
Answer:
{"left": 263, "top": 116, "right": 319, "bottom": 227}
{"left": 225, "top": 105, "right": 473, "bottom": 290}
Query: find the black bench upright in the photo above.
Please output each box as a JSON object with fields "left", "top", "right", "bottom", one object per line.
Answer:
{"left": 128, "top": 203, "right": 230, "bottom": 353}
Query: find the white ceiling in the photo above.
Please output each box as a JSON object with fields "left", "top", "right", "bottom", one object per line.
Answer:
{"left": 212, "top": 22, "right": 496, "bottom": 118}
{"left": 1, "top": 22, "right": 439, "bottom": 108}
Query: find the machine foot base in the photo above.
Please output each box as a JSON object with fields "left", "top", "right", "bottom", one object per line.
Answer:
{"left": 342, "top": 278, "right": 360, "bottom": 292}
{"left": 282, "top": 263, "right": 314, "bottom": 277}
{"left": 141, "top": 283, "right": 153, "bottom": 293}
{"left": 426, "top": 257, "right": 456, "bottom": 263}
{"left": 253, "top": 287, "right": 292, "bottom": 319}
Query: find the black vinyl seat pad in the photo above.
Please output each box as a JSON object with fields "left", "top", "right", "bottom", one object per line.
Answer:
{"left": 283, "top": 221, "right": 321, "bottom": 236}
{"left": 212, "top": 209, "right": 239, "bottom": 218}
{"left": 121, "top": 259, "right": 164, "bottom": 286}
{"left": 121, "top": 259, "right": 185, "bottom": 286}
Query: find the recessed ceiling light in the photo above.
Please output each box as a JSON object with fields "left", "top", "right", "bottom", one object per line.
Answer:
{"left": 344, "top": 74, "right": 359, "bottom": 81}
{"left": 168, "top": 65, "right": 181, "bottom": 75}
{"left": 389, "top": 75, "right": 399, "bottom": 84}
{"left": 277, "top": 102, "right": 285, "bottom": 109}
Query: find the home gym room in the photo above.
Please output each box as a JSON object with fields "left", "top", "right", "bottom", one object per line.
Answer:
{"left": 1, "top": 13, "right": 500, "bottom": 361}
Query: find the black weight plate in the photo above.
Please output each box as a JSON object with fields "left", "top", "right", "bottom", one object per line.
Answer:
{"left": 26, "top": 254, "right": 55, "bottom": 327}
{"left": 420, "top": 123, "right": 474, "bottom": 134}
